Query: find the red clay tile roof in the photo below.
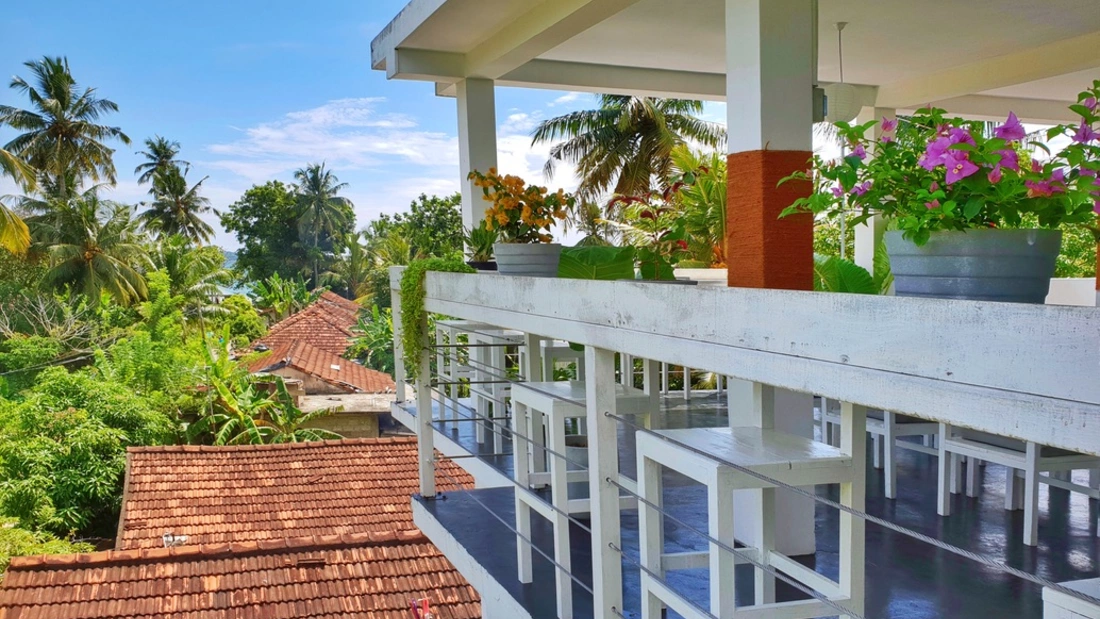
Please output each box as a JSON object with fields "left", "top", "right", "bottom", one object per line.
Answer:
{"left": 257, "top": 304, "right": 357, "bottom": 356}
{"left": 0, "top": 532, "right": 481, "bottom": 619}
{"left": 116, "top": 437, "right": 471, "bottom": 551}
{"left": 317, "top": 290, "right": 362, "bottom": 317}
{"left": 249, "top": 340, "right": 395, "bottom": 393}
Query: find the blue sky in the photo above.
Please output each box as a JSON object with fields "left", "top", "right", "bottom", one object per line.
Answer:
{"left": 1, "top": 1, "right": 690, "bottom": 248}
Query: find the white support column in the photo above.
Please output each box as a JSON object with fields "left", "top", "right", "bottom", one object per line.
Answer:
{"left": 727, "top": 379, "right": 816, "bottom": 556}
{"left": 585, "top": 346, "right": 623, "bottom": 618}
{"left": 641, "top": 358, "right": 662, "bottom": 429}
{"left": 725, "top": 0, "right": 814, "bottom": 154}
{"left": 390, "top": 276, "right": 405, "bottom": 403}
{"left": 457, "top": 78, "right": 498, "bottom": 231}
{"left": 853, "top": 107, "right": 895, "bottom": 279}
{"left": 524, "top": 333, "right": 543, "bottom": 382}
{"left": 415, "top": 314, "right": 435, "bottom": 497}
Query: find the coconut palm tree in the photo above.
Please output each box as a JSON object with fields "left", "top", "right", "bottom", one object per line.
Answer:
{"left": 139, "top": 166, "right": 215, "bottom": 244}
{"left": 531, "top": 95, "right": 724, "bottom": 201}
{"left": 294, "top": 162, "right": 353, "bottom": 285}
{"left": 37, "top": 193, "right": 150, "bottom": 305}
{"left": 152, "top": 235, "right": 232, "bottom": 326}
{"left": 0, "top": 56, "right": 130, "bottom": 197}
{"left": 329, "top": 231, "right": 372, "bottom": 302}
{"left": 134, "top": 136, "right": 190, "bottom": 184}
{"left": 670, "top": 146, "right": 727, "bottom": 266}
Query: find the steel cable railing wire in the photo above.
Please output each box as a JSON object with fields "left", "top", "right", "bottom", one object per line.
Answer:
{"left": 430, "top": 460, "right": 595, "bottom": 596}
{"left": 425, "top": 383, "right": 593, "bottom": 535}
{"left": 606, "top": 411, "right": 1100, "bottom": 609}
{"left": 426, "top": 339, "right": 1100, "bottom": 609}
{"left": 604, "top": 479, "right": 863, "bottom": 619}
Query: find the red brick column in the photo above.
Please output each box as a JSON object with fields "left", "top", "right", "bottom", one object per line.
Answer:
{"left": 726, "top": 150, "right": 814, "bottom": 290}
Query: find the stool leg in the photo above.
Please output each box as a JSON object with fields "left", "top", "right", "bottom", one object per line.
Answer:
{"left": 839, "top": 402, "right": 867, "bottom": 619}
{"left": 530, "top": 408, "right": 547, "bottom": 484}
{"left": 683, "top": 367, "right": 692, "bottom": 401}
{"left": 937, "top": 424, "right": 952, "bottom": 517}
{"left": 491, "top": 345, "right": 506, "bottom": 454}
{"left": 708, "top": 474, "right": 735, "bottom": 619}
{"left": 638, "top": 454, "right": 665, "bottom": 619}
{"left": 1005, "top": 469, "right": 1018, "bottom": 511}
{"left": 949, "top": 454, "right": 963, "bottom": 495}
{"left": 1023, "top": 442, "right": 1040, "bottom": 546}
{"left": 660, "top": 363, "right": 669, "bottom": 395}
{"left": 872, "top": 435, "right": 883, "bottom": 470}
{"left": 642, "top": 358, "right": 661, "bottom": 430}
{"left": 965, "top": 455, "right": 981, "bottom": 498}
{"left": 514, "top": 406, "right": 533, "bottom": 582}
{"left": 754, "top": 487, "right": 776, "bottom": 605}
{"left": 884, "top": 412, "right": 897, "bottom": 500}
{"left": 548, "top": 409, "right": 573, "bottom": 618}
{"left": 1089, "top": 469, "right": 1099, "bottom": 493}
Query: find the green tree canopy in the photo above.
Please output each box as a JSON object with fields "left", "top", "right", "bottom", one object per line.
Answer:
{"left": 134, "top": 136, "right": 189, "bottom": 184}
{"left": 139, "top": 167, "right": 215, "bottom": 244}
{"left": 294, "top": 163, "right": 355, "bottom": 285}
{"left": 220, "top": 181, "right": 308, "bottom": 283}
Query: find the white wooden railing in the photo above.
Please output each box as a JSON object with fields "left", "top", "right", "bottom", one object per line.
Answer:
{"left": 390, "top": 268, "right": 1100, "bottom": 619}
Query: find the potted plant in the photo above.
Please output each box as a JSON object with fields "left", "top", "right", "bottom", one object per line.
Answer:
{"left": 463, "top": 220, "right": 498, "bottom": 271}
{"left": 609, "top": 180, "right": 696, "bottom": 283}
{"left": 469, "top": 168, "right": 574, "bottom": 277}
{"left": 782, "top": 80, "right": 1100, "bottom": 303}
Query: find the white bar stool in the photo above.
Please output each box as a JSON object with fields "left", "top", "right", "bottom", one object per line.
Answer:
{"left": 468, "top": 327, "right": 524, "bottom": 452}
{"left": 637, "top": 421, "right": 865, "bottom": 619}
{"left": 434, "top": 320, "right": 493, "bottom": 423}
{"left": 511, "top": 379, "right": 658, "bottom": 619}
{"left": 541, "top": 340, "right": 585, "bottom": 382}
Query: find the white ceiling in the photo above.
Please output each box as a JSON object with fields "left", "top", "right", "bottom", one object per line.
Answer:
{"left": 385, "top": 0, "right": 1100, "bottom": 101}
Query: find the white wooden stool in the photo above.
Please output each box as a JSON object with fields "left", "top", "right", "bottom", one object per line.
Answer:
{"left": 435, "top": 320, "right": 493, "bottom": 423}
{"left": 511, "top": 380, "right": 657, "bottom": 619}
{"left": 637, "top": 421, "right": 865, "bottom": 619}
{"left": 1044, "top": 578, "right": 1100, "bottom": 619}
{"left": 541, "top": 340, "right": 585, "bottom": 382}
{"left": 468, "top": 328, "right": 524, "bottom": 452}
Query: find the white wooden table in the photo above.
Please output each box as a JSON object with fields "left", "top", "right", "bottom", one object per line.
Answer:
{"left": 541, "top": 340, "right": 585, "bottom": 382}
{"left": 510, "top": 380, "right": 658, "bottom": 619}
{"left": 637, "top": 424, "right": 864, "bottom": 619}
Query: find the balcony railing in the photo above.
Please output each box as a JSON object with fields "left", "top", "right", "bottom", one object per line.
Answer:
{"left": 389, "top": 268, "right": 1100, "bottom": 619}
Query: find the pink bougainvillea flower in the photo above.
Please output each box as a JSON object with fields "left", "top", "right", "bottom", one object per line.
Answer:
{"left": 948, "top": 127, "right": 976, "bottom": 146}
{"left": 1084, "top": 97, "right": 1098, "bottom": 112}
{"left": 987, "top": 166, "right": 1003, "bottom": 184}
{"left": 995, "top": 149, "right": 1020, "bottom": 172}
{"left": 1072, "top": 120, "right": 1100, "bottom": 144}
{"left": 831, "top": 185, "right": 844, "bottom": 198}
{"left": 880, "top": 135, "right": 894, "bottom": 144}
{"left": 994, "top": 112, "right": 1026, "bottom": 141}
{"left": 1031, "top": 160, "right": 1043, "bottom": 173}
{"left": 925, "top": 199, "right": 940, "bottom": 210}
{"left": 881, "top": 117, "right": 897, "bottom": 132}
{"left": 851, "top": 144, "right": 867, "bottom": 160}
{"left": 1093, "top": 200, "right": 1100, "bottom": 215}
{"left": 920, "top": 137, "right": 953, "bottom": 170}
{"left": 943, "top": 152, "right": 979, "bottom": 184}
{"left": 1051, "top": 168, "right": 1067, "bottom": 184}
{"left": 1025, "top": 180, "right": 1053, "bottom": 197}
{"left": 929, "top": 182, "right": 939, "bottom": 192}
{"left": 851, "top": 181, "right": 872, "bottom": 196}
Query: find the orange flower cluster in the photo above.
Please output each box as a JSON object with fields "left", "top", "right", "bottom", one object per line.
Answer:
{"left": 469, "top": 168, "right": 574, "bottom": 243}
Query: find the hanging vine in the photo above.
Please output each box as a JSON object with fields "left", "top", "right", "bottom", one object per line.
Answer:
{"left": 400, "top": 258, "right": 475, "bottom": 381}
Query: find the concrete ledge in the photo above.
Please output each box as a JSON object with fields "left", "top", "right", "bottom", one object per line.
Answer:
{"left": 390, "top": 401, "right": 511, "bottom": 489}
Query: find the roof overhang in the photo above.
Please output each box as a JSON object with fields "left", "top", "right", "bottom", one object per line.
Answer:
{"left": 372, "top": 0, "right": 1100, "bottom": 120}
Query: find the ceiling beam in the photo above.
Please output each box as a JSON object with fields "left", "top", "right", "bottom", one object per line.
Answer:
{"left": 465, "top": 0, "right": 643, "bottom": 79}
{"left": 386, "top": 49, "right": 464, "bottom": 81}
{"left": 370, "top": 0, "right": 447, "bottom": 70}
{"left": 912, "top": 94, "right": 1078, "bottom": 125}
{"left": 876, "top": 30, "right": 1100, "bottom": 109}
{"left": 500, "top": 59, "right": 727, "bottom": 100}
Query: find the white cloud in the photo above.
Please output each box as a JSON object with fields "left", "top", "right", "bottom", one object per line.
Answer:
{"left": 549, "top": 92, "right": 586, "bottom": 107}
{"left": 204, "top": 97, "right": 458, "bottom": 183}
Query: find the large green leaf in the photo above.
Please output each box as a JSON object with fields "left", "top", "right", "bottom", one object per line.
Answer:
{"left": 873, "top": 242, "right": 894, "bottom": 294}
{"left": 813, "top": 254, "right": 877, "bottom": 294}
{"left": 557, "top": 246, "right": 636, "bottom": 280}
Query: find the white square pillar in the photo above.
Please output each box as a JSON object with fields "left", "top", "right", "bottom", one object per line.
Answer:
{"left": 456, "top": 78, "right": 498, "bottom": 231}
{"left": 727, "top": 379, "right": 816, "bottom": 556}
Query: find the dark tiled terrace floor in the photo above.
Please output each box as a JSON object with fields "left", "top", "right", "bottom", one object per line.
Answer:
{"left": 402, "top": 393, "right": 1100, "bottom": 619}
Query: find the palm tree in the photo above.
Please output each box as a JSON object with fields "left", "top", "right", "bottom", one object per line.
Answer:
{"left": 139, "top": 166, "right": 215, "bottom": 244}
{"left": 261, "top": 378, "right": 342, "bottom": 443}
{"left": 294, "top": 162, "right": 353, "bottom": 285}
{"left": 152, "top": 235, "right": 232, "bottom": 326}
{"left": 0, "top": 146, "right": 36, "bottom": 190}
{"left": 0, "top": 56, "right": 130, "bottom": 197}
{"left": 37, "top": 193, "right": 150, "bottom": 305}
{"left": 134, "top": 136, "right": 189, "bottom": 184}
{"left": 670, "top": 146, "right": 727, "bottom": 266}
{"left": 532, "top": 95, "right": 724, "bottom": 201}
{"left": 328, "top": 231, "right": 372, "bottom": 302}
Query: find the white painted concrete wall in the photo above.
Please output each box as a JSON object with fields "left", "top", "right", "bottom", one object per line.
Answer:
{"left": 1046, "top": 278, "right": 1096, "bottom": 307}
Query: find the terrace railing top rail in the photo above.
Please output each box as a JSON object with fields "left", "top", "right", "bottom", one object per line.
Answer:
{"left": 391, "top": 268, "right": 1100, "bottom": 455}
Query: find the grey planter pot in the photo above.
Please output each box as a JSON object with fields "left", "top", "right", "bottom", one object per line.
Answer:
{"left": 884, "top": 229, "right": 1061, "bottom": 303}
{"left": 494, "top": 242, "right": 562, "bottom": 277}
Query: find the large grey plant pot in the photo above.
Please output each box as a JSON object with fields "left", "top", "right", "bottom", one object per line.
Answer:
{"left": 884, "top": 229, "right": 1061, "bottom": 303}
{"left": 494, "top": 242, "right": 562, "bottom": 277}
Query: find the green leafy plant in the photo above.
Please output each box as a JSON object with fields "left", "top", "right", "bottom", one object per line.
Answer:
{"left": 557, "top": 246, "right": 636, "bottom": 280}
{"left": 348, "top": 305, "right": 395, "bottom": 374}
{"left": 400, "top": 258, "right": 474, "bottom": 381}
{"left": 463, "top": 220, "right": 498, "bottom": 262}
{"left": 0, "top": 518, "right": 93, "bottom": 576}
